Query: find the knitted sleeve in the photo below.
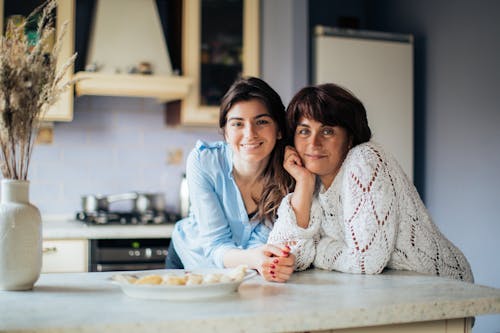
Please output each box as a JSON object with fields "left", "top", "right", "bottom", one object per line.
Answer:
{"left": 314, "top": 145, "right": 399, "bottom": 274}
{"left": 268, "top": 193, "right": 322, "bottom": 271}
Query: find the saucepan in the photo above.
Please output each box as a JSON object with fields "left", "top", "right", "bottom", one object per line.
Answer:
{"left": 81, "top": 192, "right": 166, "bottom": 213}
{"left": 81, "top": 194, "right": 110, "bottom": 213}
{"left": 134, "top": 192, "right": 166, "bottom": 213}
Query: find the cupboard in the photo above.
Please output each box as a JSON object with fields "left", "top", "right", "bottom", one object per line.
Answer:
{"left": 1, "top": 0, "right": 260, "bottom": 124}
{"left": 42, "top": 239, "right": 88, "bottom": 273}
{"left": 180, "top": 0, "right": 260, "bottom": 126}
{"left": 0, "top": 0, "right": 75, "bottom": 122}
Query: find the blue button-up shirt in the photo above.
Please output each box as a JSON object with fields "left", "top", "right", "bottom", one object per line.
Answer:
{"left": 171, "top": 140, "right": 271, "bottom": 269}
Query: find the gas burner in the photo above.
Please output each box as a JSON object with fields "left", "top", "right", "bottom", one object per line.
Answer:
{"left": 76, "top": 210, "right": 180, "bottom": 225}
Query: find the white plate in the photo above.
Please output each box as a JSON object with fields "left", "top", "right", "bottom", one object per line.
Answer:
{"left": 111, "top": 269, "right": 257, "bottom": 300}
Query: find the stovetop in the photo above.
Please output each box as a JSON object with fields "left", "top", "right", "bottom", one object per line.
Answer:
{"left": 75, "top": 210, "right": 180, "bottom": 225}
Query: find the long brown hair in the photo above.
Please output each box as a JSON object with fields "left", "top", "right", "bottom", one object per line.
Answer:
{"left": 220, "top": 77, "right": 292, "bottom": 223}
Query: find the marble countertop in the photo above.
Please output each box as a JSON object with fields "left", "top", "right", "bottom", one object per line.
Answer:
{"left": 1, "top": 269, "right": 499, "bottom": 333}
{"left": 42, "top": 216, "right": 174, "bottom": 240}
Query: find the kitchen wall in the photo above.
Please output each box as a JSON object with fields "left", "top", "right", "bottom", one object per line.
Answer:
{"left": 261, "top": 0, "right": 308, "bottom": 104}
{"left": 367, "top": 1, "right": 500, "bottom": 332}
{"left": 29, "top": 96, "right": 219, "bottom": 215}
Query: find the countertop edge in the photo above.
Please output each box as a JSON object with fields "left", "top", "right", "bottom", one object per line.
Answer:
{"left": 42, "top": 217, "right": 174, "bottom": 240}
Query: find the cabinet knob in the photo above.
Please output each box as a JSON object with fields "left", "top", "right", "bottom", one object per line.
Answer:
{"left": 42, "top": 246, "right": 58, "bottom": 254}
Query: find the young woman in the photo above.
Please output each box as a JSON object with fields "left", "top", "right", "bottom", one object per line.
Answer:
{"left": 268, "top": 83, "right": 473, "bottom": 282}
{"left": 167, "top": 77, "right": 294, "bottom": 282}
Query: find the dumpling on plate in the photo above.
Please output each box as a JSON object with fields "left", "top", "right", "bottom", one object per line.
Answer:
{"left": 228, "top": 264, "right": 248, "bottom": 281}
{"left": 135, "top": 274, "right": 163, "bottom": 285}
{"left": 203, "top": 273, "right": 223, "bottom": 284}
{"left": 185, "top": 273, "right": 204, "bottom": 285}
{"left": 162, "top": 274, "right": 187, "bottom": 285}
{"left": 111, "top": 274, "right": 137, "bottom": 284}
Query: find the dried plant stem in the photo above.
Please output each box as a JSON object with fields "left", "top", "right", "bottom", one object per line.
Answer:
{"left": 0, "top": 0, "right": 76, "bottom": 180}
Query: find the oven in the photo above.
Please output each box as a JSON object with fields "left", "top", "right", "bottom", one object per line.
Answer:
{"left": 76, "top": 191, "right": 180, "bottom": 272}
{"left": 89, "top": 238, "right": 170, "bottom": 272}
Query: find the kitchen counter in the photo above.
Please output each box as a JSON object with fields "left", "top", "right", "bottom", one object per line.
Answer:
{"left": 42, "top": 216, "right": 174, "bottom": 240}
{"left": 1, "top": 269, "right": 499, "bottom": 333}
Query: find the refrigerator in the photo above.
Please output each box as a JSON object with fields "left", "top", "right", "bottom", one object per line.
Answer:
{"left": 313, "top": 26, "right": 414, "bottom": 180}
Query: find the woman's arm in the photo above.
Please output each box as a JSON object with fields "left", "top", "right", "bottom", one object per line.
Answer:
{"left": 224, "top": 220, "right": 295, "bottom": 282}
{"left": 313, "top": 146, "right": 399, "bottom": 274}
{"left": 284, "top": 146, "right": 317, "bottom": 228}
{"left": 186, "top": 148, "right": 240, "bottom": 268}
{"left": 188, "top": 146, "right": 294, "bottom": 281}
{"left": 267, "top": 146, "right": 322, "bottom": 271}
{"left": 268, "top": 193, "right": 322, "bottom": 271}
{"left": 223, "top": 244, "right": 295, "bottom": 283}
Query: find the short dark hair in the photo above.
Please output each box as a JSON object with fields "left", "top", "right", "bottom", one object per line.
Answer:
{"left": 286, "top": 83, "right": 372, "bottom": 147}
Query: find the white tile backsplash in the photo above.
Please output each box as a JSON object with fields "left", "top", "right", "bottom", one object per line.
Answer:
{"left": 28, "top": 96, "right": 220, "bottom": 215}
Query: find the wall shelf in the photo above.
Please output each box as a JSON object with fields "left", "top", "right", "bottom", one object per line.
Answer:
{"left": 74, "top": 72, "right": 192, "bottom": 102}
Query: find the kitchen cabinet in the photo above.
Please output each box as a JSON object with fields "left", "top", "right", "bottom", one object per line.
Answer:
{"left": 180, "top": 0, "right": 260, "bottom": 125}
{"left": 0, "top": 0, "right": 75, "bottom": 121}
{"left": 1, "top": 0, "right": 192, "bottom": 112}
{"left": 42, "top": 239, "right": 88, "bottom": 273}
{"left": 0, "top": 0, "right": 75, "bottom": 122}
{"left": 42, "top": 218, "right": 175, "bottom": 273}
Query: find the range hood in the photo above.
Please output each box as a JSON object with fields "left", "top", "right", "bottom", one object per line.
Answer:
{"left": 74, "top": 0, "right": 191, "bottom": 102}
{"left": 74, "top": 72, "right": 191, "bottom": 102}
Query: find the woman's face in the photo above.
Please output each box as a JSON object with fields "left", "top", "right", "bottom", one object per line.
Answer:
{"left": 224, "top": 99, "right": 280, "bottom": 167}
{"left": 294, "top": 117, "right": 351, "bottom": 188}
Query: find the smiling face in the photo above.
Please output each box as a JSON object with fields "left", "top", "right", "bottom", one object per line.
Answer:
{"left": 224, "top": 99, "right": 280, "bottom": 168}
{"left": 294, "top": 117, "right": 351, "bottom": 188}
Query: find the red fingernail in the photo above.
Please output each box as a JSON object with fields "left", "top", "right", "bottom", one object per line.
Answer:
{"left": 272, "top": 275, "right": 276, "bottom": 279}
{"left": 270, "top": 264, "right": 276, "bottom": 269}
{"left": 285, "top": 245, "right": 291, "bottom": 250}
{"left": 270, "top": 270, "right": 275, "bottom": 275}
{"left": 282, "top": 251, "right": 289, "bottom": 256}
{"left": 273, "top": 259, "right": 279, "bottom": 264}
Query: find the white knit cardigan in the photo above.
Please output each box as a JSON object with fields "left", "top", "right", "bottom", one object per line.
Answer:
{"left": 268, "top": 141, "right": 473, "bottom": 282}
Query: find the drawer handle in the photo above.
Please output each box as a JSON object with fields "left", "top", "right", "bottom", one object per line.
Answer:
{"left": 43, "top": 246, "right": 58, "bottom": 254}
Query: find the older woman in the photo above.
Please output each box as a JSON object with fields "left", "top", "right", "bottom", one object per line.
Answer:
{"left": 268, "top": 83, "right": 473, "bottom": 282}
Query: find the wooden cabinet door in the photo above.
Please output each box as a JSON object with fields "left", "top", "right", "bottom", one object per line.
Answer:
{"left": 181, "top": 0, "right": 259, "bottom": 126}
{"left": 42, "top": 239, "right": 88, "bottom": 273}
{"left": 0, "top": 0, "right": 75, "bottom": 121}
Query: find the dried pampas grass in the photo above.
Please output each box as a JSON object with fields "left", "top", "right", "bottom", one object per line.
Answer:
{"left": 0, "top": 0, "right": 76, "bottom": 180}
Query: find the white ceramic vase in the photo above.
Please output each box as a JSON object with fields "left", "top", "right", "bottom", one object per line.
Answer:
{"left": 0, "top": 179, "right": 42, "bottom": 290}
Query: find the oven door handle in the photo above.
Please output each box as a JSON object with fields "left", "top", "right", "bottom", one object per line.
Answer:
{"left": 95, "top": 263, "right": 166, "bottom": 272}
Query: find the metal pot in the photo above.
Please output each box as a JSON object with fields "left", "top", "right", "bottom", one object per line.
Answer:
{"left": 134, "top": 193, "right": 165, "bottom": 213}
{"left": 81, "top": 192, "right": 166, "bottom": 213}
{"left": 81, "top": 195, "right": 109, "bottom": 213}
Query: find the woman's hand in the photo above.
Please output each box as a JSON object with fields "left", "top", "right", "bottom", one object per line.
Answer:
{"left": 284, "top": 146, "right": 316, "bottom": 228}
{"left": 248, "top": 244, "right": 295, "bottom": 283}
{"left": 284, "top": 146, "right": 315, "bottom": 186}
